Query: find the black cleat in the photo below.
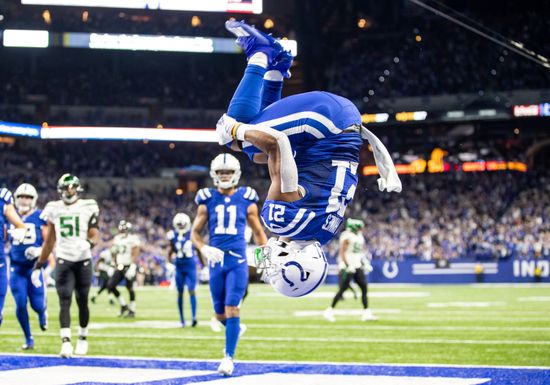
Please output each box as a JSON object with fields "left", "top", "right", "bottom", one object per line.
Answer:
{"left": 124, "top": 310, "right": 135, "bottom": 318}
{"left": 118, "top": 305, "right": 129, "bottom": 317}
{"left": 91, "top": 296, "right": 96, "bottom": 304}
{"left": 192, "top": 319, "right": 198, "bottom": 328}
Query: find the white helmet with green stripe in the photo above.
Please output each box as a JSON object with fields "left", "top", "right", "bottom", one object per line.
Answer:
{"left": 57, "top": 173, "right": 83, "bottom": 204}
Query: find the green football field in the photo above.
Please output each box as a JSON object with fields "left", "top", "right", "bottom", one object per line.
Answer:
{"left": 1, "top": 283, "right": 549, "bottom": 367}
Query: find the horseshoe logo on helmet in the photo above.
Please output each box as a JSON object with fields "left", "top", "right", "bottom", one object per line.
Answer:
{"left": 281, "top": 261, "right": 311, "bottom": 287}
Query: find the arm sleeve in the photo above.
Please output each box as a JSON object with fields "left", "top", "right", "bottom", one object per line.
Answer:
{"left": 194, "top": 188, "right": 212, "bottom": 205}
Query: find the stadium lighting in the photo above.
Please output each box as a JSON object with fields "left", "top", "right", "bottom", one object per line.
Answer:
{"left": 0, "top": 121, "right": 41, "bottom": 137}
{"left": 3, "top": 29, "right": 49, "bottom": 48}
{"left": 20, "top": 0, "right": 263, "bottom": 14}
{"left": 40, "top": 126, "right": 219, "bottom": 142}
{"left": 89, "top": 33, "right": 215, "bottom": 53}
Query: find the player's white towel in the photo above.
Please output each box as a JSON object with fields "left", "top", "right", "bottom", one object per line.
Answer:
{"left": 360, "top": 126, "right": 402, "bottom": 193}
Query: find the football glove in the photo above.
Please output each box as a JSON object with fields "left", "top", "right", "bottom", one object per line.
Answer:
{"left": 200, "top": 245, "right": 224, "bottom": 265}
{"left": 125, "top": 263, "right": 137, "bottom": 280}
{"left": 31, "top": 269, "right": 42, "bottom": 288}
{"left": 216, "top": 114, "right": 238, "bottom": 145}
{"left": 9, "top": 227, "right": 27, "bottom": 244}
{"left": 24, "top": 246, "right": 42, "bottom": 260}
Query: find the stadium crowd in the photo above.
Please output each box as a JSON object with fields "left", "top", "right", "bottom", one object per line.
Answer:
{"left": 2, "top": 138, "right": 548, "bottom": 285}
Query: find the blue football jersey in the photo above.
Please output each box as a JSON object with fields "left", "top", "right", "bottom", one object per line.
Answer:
{"left": 242, "top": 91, "right": 363, "bottom": 162}
{"left": 261, "top": 159, "right": 358, "bottom": 245}
{"left": 194, "top": 186, "right": 258, "bottom": 253}
{"left": 166, "top": 228, "right": 195, "bottom": 266}
{"left": 9, "top": 210, "right": 46, "bottom": 267}
{"left": 0, "top": 188, "right": 14, "bottom": 260}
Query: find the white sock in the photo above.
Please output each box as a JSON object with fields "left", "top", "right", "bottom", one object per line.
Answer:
{"left": 60, "top": 328, "right": 71, "bottom": 340}
{"left": 264, "top": 70, "right": 283, "bottom": 82}
{"left": 248, "top": 52, "right": 268, "bottom": 68}
{"left": 118, "top": 297, "right": 127, "bottom": 307}
{"left": 129, "top": 301, "right": 136, "bottom": 312}
{"left": 79, "top": 327, "right": 88, "bottom": 338}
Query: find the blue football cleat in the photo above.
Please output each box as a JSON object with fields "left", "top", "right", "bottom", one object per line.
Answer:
{"left": 225, "top": 20, "right": 283, "bottom": 64}
{"left": 270, "top": 50, "right": 294, "bottom": 78}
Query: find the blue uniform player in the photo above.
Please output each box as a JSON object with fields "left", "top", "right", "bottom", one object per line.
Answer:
{"left": 9, "top": 183, "right": 49, "bottom": 349}
{"left": 0, "top": 187, "right": 27, "bottom": 328}
{"left": 217, "top": 20, "right": 402, "bottom": 298}
{"left": 167, "top": 212, "right": 203, "bottom": 328}
{"left": 191, "top": 153, "right": 267, "bottom": 376}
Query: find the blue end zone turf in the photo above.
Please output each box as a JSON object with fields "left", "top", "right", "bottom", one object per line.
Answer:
{"left": 0, "top": 354, "right": 549, "bottom": 385}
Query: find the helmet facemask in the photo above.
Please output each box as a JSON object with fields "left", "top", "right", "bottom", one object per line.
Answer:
{"left": 172, "top": 213, "right": 191, "bottom": 234}
{"left": 210, "top": 153, "right": 241, "bottom": 189}
{"left": 14, "top": 183, "right": 38, "bottom": 214}
{"left": 57, "top": 174, "right": 83, "bottom": 204}
{"left": 255, "top": 238, "right": 328, "bottom": 297}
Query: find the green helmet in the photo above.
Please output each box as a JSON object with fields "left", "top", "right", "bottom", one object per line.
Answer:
{"left": 346, "top": 218, "right": 364, "bottom": 232}
{"left": 57, "top": 173, "right": 83, "bottom": 204}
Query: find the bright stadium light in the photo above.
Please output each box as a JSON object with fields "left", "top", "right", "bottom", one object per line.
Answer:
{"left": 0, "top": 121, "right": 41, "bottom": 137}
{"left": 3, "top": 29, "right": 49, "bottom": 48}
{"left": 89, "top": 33, "right": 215, "bottom": 53}
{"left": 40, "top": 126, "right": 219, "bottom": 142}
{"left": 20, "top": 0, "right": 263, "bottom": 14}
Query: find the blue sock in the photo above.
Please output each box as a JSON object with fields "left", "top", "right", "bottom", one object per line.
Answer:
{"left": 190, "top": 294, "right": 197, "bottom": 321}
{"left": 261, "top": 80, "right": 283, "bottom": 110}
{"left": 225, "top": 317, "right": 240, "bottom": 358}
{"left": 177, "top": 293, "right": 184, "bottom": 325}
{"left": 16, "top": 305, "right": 32, "bottom": 340}
{"left": 227, "top": 64, "right": 266, "bottom": 123}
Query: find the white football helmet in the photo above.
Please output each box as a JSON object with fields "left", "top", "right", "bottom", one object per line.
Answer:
{"left": 210, "top": 153, "right": 241, "bottom": 189}
{"left": 173, "top": 212, "right": 191, "bottom": 233}
{"left": 14, "top": 183, "right": 38, "bottom": 213}
{"left": 256, "top": 238, "right": 328, "bottom": 298}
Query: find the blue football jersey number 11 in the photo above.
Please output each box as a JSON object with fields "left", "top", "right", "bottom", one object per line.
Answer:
{"left": 214, "top": 204, "right": 238, "bottom": 235}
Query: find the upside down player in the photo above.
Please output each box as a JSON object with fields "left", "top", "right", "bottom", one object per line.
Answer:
{"left": 191, "top": 153, "right": 267, "bottom": 376}
{"left": 216, "top": 20, "right": 402, "bottom": 297}
{"left": 8, "top": 183, "right": 49, "bottom": 350}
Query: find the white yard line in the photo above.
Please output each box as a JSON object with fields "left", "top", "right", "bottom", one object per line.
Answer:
{"left": 1, "top": 331, "right": 548, "bottom": 345}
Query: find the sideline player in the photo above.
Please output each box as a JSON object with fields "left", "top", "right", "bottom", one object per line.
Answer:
{"left": 107, "top": 220, "right": 141, "bottom": 318}
{"left": 90, "top": 248, "right": 115, "bottom": 305}
{"left": 32, "top": 174, "right": 99, "bottom": 357}
{"left": 167, "top": 212, "right": 203, "bottom": 327}
{"left": 8, "top": 184, "right": 49, "bottom": 349}
{"left": 0, "top": 187, "right": 27, "bottom": 327}
{"left": 324, "top": 218, "right": 377, "bottom": 322}
{"left": 216, "top": 20, "right": 401, "bottom": 297}
{"left": 191, "top": 153, "right": 267, "bottom": 376}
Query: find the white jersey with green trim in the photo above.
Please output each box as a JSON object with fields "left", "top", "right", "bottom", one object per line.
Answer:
{"left": 112, "top": 233, "right": 140, "bottom": 266}
{"left": 339, "top": 230, "right": 365, "bottom": 270}
{"left": 41, "top": 198, "right": 99, "bottom": 262}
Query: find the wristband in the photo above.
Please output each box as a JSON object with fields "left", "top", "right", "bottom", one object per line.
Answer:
{"left": 33, "top": 260, "right": 45, "bottom": 270}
